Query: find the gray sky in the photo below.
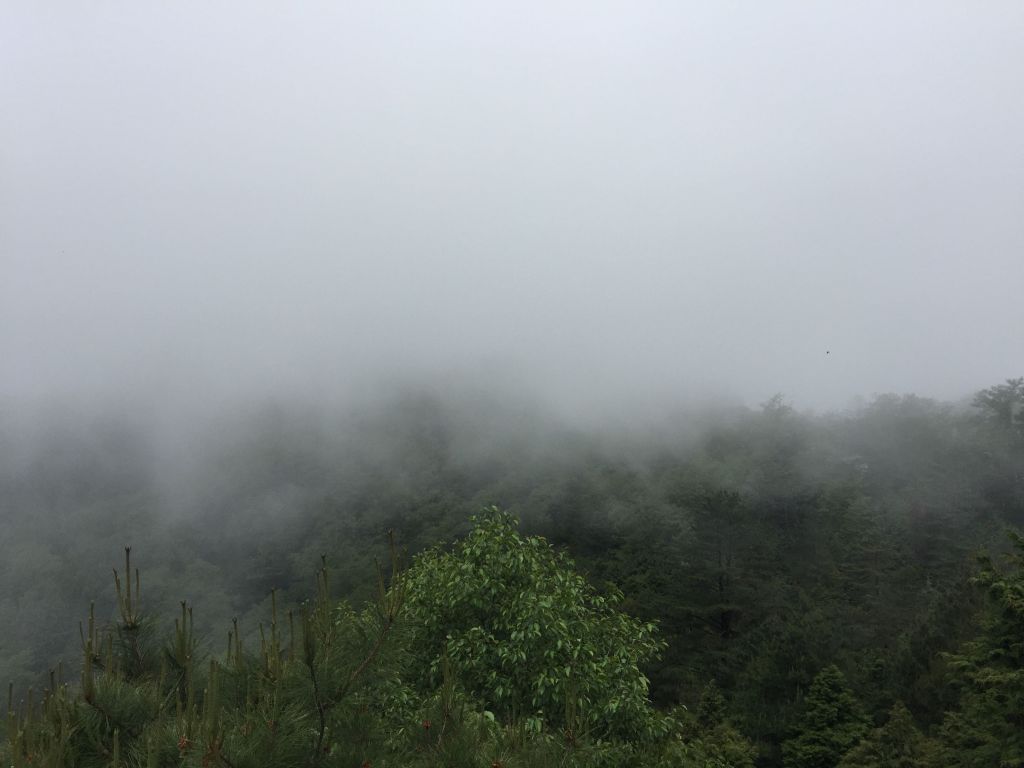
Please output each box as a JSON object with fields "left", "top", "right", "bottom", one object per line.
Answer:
{"left": 3, "top": 1, "right": 1023, "bottom": 415}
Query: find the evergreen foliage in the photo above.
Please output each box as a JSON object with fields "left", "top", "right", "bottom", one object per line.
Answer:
{"left": 2, "top": 377, "right": 1023, "bottom": 765}
{"left": 837, "top": 702, "right": 936, "bottom": 768}
{"left": 782, "top": 665, "right": 867, "bottom": 768}
{"left": 672, "top": 681, "right": 756, "bottom": 768}
{"left": 3, "top": 544, "right": 412, "bottom": 767}
{"left": 938, "top": 530, "right": 1024, "bottom": 767}
{"left": 1, "top": 516, "right": 754, "bottom": 767}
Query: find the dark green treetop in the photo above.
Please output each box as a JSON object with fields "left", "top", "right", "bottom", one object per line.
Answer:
{"left": 939, "top": 530, "right": 1024, "bottom": 767}
{"left": 782, "top": 664, "right": 868, "bottom": 768}
{"left": 837, "top": 702, "right": 937, "bottom": 768}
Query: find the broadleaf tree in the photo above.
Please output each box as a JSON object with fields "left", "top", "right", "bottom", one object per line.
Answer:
{"left": 402, "top": 507, "right": 666, "bottom": 740}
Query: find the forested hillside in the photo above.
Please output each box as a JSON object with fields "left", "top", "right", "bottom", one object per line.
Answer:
{"left": 1, "top": 378, "right": 1022, "bottom": 766}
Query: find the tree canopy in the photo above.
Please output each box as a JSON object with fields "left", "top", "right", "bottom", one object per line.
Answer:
{"left": 402, "top": 508, "right": 666, "bottom": 740}
{"left": 3, "top": 377, "right": 1024, "bottom": 765}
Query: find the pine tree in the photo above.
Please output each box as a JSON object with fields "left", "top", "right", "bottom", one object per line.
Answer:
{"left": 1, "top": 544, "right": 411, "bottom": 767}
{"left": 939, "top": 530, "right": 1024, "bottom": 767}
{"left": 838, "top": 702, "right": 937, "bottom": 768}
{"left": 673, "top": 680, "right": 756, "bottom": 768}
{"left": 782, "top": 665, "right": 868, "bottom": 768}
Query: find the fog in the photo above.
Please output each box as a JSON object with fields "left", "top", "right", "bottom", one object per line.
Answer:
{"left": 3, "top": 2, "right": 1023, "bottom": 419}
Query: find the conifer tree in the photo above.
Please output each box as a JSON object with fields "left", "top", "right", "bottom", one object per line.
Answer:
{"left": 782, "top": 665, "right": 868, "bottom": 768}
{"left": 837, "top": 702, "right": 937, "bottom": 768}
{"left": 673, "top": 680, "right": 756, "bottom": 768}
{"left": 1, "top": 544, "right": 411, "bottom": 767}
{"left": 938, "top": 530, "right": 1024, "bottom": 767}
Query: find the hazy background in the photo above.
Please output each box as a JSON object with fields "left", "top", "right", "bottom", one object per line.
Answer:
{"left": 3, "top": 1, "right": 1023, "bottom": 417}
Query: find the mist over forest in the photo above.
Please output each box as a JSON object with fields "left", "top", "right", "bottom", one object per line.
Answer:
{"left": 2, "top": 2, "right": 1024, "bottom": 766}
{"left": 3, "top": 380, "right": 1023, "bottom": 766}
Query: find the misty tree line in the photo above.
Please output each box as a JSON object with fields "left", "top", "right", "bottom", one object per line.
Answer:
{"left": 1, "top": 378, "right": 1022, "bottom": 766}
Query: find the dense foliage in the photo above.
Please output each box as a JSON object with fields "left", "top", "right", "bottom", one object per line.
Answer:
{"left": 782, "top": 666, "right": 867, "bottom": 768}
{"left": 1, "top": 516, "right": 751, "bottom": 767}
{"left": 1, "top": 377, "right": 1022, "bottom": 765}
{"left": 837, "top": 703, "right": 935, "bottom": 768}
{"left": 403, "top": 509, "right": 665, "bottom": 740}
{"left": 937, "top": 531, "right": 1024, "bottom": 767}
